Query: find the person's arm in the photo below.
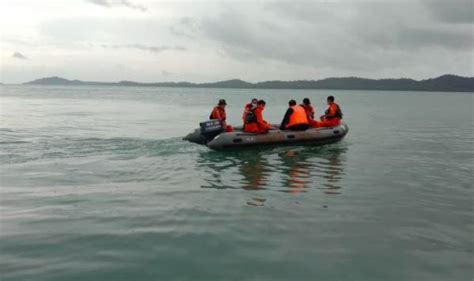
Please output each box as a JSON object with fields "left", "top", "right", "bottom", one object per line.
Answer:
{"left": 255, "top": 108, "right": 264, "bottom": 125}
{"left": 214, "top": 108, "right": 229, "bottom": 127}
{"left": 209, "top": 108, "right": 216, "bottom": 119}
{"left": 280, "top": 108, "right": 293, "bottom": 130}
{"left": 255, "top": 108, "right": 269, "bottom": 128}
{"left": 321, "top": 106, "right": 332, "bottom": 119}
{"left": 242, "top": 105, "right": 250, "bottom": 122}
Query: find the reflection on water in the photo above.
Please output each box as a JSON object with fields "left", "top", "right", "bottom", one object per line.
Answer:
{"left": 276, "top": 146, "right": 346, "bottom": 194}
{"left": 279, "top": 150, "right": 311, "bottom": 193}
{"left": 319, "top": 147, "right": 345, "bottom": 194}
{"left": 197, "top": 144, "right": 347, "bottom": 196}
{"left": 239, "top": 154, "right": 269, "bottom": 190}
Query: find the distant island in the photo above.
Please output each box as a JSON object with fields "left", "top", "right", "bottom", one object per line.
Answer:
{"left": 23, "top": 74, "right": 474, "bottom": 92}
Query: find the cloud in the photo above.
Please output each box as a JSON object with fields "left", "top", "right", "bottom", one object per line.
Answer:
{"left": 170, "top": 17, "right": 199, "bottom": 39}
{"left": 12, "top": 52, "right": 28, "bottom": 60}
{"left": 120, "top": 0, "right": 146, "bottom": 12}
{"left": 2, "top": 1, "right": 473, "bottom": 83}
{"left": 423, "top": 0, "right": 473, "bottom": 23}
{"left": 178, "top": 1, "right": 473, "bottom": 77}
{"left": 161, "top": 70, "right": 173, "bottom": 76}
{"left": 101, "top": 44, "right": 186, "bottom": 53}
{"left": 3, "top": 37, "right": 35, "bottom": 47}
{"left": 264, "top": 1, "right": 350, "bottom": 24}
{"left": 87, "top": 0, "right": 110, "bottom": 7}
{"left": 397, "top": 27, "right": 473, "bottom": 49}
{"left": 86, "top": 0, "right": 147, "bottom": 12}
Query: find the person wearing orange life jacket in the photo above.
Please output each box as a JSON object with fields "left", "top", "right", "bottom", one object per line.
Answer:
{"left": 279, "top": 100, "right": 310, "bottom": 131}
{"left": 301, "top": 98, "right": 315, "bottom": 120}
{"left": 210, "top": 99, "right": 233, "bottom": 132}
{"left": 301, "top": 97, "right": 319, "bottom": 128}
{"left": 243, "top": 100, "right": 275, "bottom": 134}
{"left": 242, "top": 98, "right": 258, "bottom": 123}
{"left": 317, "top": 95, "right": 343, "bottom": 128}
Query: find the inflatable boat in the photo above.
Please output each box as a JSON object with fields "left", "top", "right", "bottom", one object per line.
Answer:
{"left": 183, "top": 120, "right": 349, "bottom": 150}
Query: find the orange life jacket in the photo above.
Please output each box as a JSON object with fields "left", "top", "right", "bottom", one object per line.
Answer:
{"left": 325, "top": 103, "right": 342, "bottom": 119}
{"left": 210, "top": 106, "right": 226, "bottom": 121}
{"left": 286, "top": 105, "right": 309, "bottom": 128}
{"left": 301, "top": 104, "right": 315, "bottom": 119}
{"left": 244, "top": 105, "right": 271, "bottom": 130}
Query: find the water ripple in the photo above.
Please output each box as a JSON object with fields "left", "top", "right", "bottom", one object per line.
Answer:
{"left": 197, "top": 145, "right": 348, "bottom": 195}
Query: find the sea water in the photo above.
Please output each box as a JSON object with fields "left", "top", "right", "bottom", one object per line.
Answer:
{"left": 0, "top": 85, "right": 472, "bottom": 281}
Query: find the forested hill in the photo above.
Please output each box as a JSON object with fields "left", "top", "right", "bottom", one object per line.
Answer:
{"left": 25, "top": 74, "right": 474, "bottom": 92}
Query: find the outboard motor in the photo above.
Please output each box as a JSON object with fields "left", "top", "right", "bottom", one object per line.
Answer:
{"left": 200, "top": 119, "right": 224, "bottom": 143}
{"left": 183, "top": 119, "right": 225, "bottom": 145}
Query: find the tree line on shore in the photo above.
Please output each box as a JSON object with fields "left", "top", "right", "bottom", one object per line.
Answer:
{"left": 22, "top": 74, "right": 474, "bottom": 92}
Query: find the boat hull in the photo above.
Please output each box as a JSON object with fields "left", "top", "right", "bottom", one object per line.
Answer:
{"left": 183, "top": 123, "right": 349, "bottom": 150}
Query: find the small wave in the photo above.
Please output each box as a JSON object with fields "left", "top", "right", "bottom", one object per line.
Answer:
{"left": 0, "top": 141, "right": 30, "bottom": 145}
{"left": 0, "top": 136, "right": 203, "bottom": 165}
{"left": 0, "top": 128, "right": 15, "bottom": 132}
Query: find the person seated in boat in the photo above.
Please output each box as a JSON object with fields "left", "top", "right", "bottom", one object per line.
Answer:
{"left": 279, "top": 100, "right": 310, "bottom": 131}
{"left": 242, "top": 98, "right": 258, "bottom": 123}
{"left": 301, "top": 98, "right": 315, "bottom": 119}
{"left": 317, "top": 95, "right": 343, "bottom": 128}
{"left": 243, "top": 100, "right": 275, "bottom": 134}
{"left": 210, "top": 99, "right": 233, "bottom": 132}
{"left": 300, "top": 98, "right": 319, "bottom": 127}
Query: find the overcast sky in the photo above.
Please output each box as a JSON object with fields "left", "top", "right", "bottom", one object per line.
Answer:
{"left": 1, "top": 0, "right": 472, "bottom": 83}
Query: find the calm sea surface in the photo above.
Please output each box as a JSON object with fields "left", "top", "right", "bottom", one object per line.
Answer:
{"left": 0, "top": 85, "right": 473, "bottom": 281}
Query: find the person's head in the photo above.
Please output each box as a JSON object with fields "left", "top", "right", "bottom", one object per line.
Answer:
{"left": 218, "top": 99, "right": 227, "bottom": 108}
{"left": 327, "top": 96, "right": 335, "bottom": 105}
{"left": 258, "top": 100, "right": 266, "bottom": 107}
{"left": 251, "top": 98, "right": 258, "bottom": 108}
{"left": 288, "top": 100, "right": 297, "bottom": 107}
{"left": 303, "top": 98, "right": 310, "bottom": 105}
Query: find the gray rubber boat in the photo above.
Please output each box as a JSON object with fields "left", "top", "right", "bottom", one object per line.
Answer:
{"left": 184, "top": 122, "right": 349, "bottom": 150}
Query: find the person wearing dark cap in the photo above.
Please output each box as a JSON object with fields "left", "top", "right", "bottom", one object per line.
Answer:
{"left": 210, "top": 99, "right": 233, "bottom": 132}
{"left": 243, "top": 100, "right": 275, "bottom": 134}
{"left": 279, "top": 100, "right": 310, "bottom": 131}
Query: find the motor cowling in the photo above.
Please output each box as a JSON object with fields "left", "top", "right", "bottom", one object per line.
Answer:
{"left": 200, "top": 119, "right": 224, "bottom": 143}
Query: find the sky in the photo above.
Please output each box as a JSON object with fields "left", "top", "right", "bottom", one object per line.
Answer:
{"left": 1, "top": 0, "right": 473, "bottom": 83}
